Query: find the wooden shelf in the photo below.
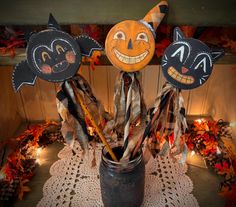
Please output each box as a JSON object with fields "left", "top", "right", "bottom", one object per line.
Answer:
{"left": 0, "top": 49, "right": 235, "bottom": 66}
{"left": 0, "top": 0, "right": 236, "bottom": 26}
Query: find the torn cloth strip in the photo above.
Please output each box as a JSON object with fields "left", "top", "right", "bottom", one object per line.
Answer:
{"left": 104, "top": 71, "right": 146, "bottom": 144}
{"left": 56, "top": 74, "right": 107, "bottom": 151}
{"left": 123, "top": 73, "right": 135, "bottom": 150}
{"left": 132, "top": 83, "right": 173, "bottom": 156}
{"left": 56, "top": 81, "right": 89, "bottom": 151}
{"left": 134, "top": 82, "right": 188, "bottom": 161}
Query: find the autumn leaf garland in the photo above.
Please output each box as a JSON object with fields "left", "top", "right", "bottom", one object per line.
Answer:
{"left": 185, "top": 119, "right": 236, "bottom": 205}
{"left": 0, "top": 121, "right": 61, "bottom": 201}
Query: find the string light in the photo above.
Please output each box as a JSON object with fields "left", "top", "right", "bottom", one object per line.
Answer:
{"left": 36, "top": 147, "right": 42, "bottom": 157}
{"left": 229, "top": 122, "right": 236, "bottom": 127}
{"left": 35, "top": 147, "right": 43, "bottom": 165}
{"left": 195, "top": 118, "right": 206, "bottom": 124}
{"left": 87, "top": 126, "right": 95, "bottom": 136}
{"left": 190, "top": 150, "right": 195, "bottom": 157}
{"left": 36, "top": 158, "right": 42, "bottom": 165}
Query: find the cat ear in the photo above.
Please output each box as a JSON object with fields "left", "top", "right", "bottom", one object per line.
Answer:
{"left": 211, "top": 49, "right": 224, "bottom": 63}
{"left": 75, "top": 35, "right": 103, "bottom": 57}
{"left": 173, "top": 27, "right": 185, "bottom": 42}
{"left": 47, "top": 13, "right": 61, "bottom": 30}
{"left": 12, "top": 60, "right": 37, "bottom": 92}
{"left": 25, "top": 31, "right": 36, "bottom": 42}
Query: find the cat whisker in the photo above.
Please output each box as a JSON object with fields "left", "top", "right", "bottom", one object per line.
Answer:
{"left": 163, "top": 60, "right": 167, "bottom": 63}
{"left": 203, "top": 75, "right": 209, "bottom": 77}
{"left": 199, "top": 79, "right": 203, "bottom": 85}
{"left": 162, "top": 63, "right": 167, "bottom": 67}
{"left": 164, "top": 55, "right": 168, "bottom": 60}
{"left": 201, "top": 77, "right": 206, "bottom": 81}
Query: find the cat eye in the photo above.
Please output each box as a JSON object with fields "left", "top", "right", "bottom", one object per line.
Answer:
{"left": 193, "top": 53, "right": 212, "bottom": 73}
{"left": 42, "top": 52, "right": 51, "bottom": 62}
{"left": 194, "top": 57, "right": 207, "bottom": 73}
{"left": 56, "top": 45, "right": 65, "bottom": 54}
{"left": 113, "top": 31, "right": 126, "bottom": 40}
{"left": 171, "top": 42, "right": 190, "bottom": 64}
{"left": 171, "top": 46, "right": 185, "bottom": 62}
{"left": 136, "top": 32, "right": 148, "bottom": 42}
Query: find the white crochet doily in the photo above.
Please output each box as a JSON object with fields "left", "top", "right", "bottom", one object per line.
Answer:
{"left": 37, "top": 142, "right": 199, "bottom": 207}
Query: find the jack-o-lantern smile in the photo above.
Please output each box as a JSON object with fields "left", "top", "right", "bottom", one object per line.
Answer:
{"left": 105, "top": 20, "right": 155, "bottom": 72}
{"left": 113, "top": 49, "right": 148, "bottom": 64}
{"left": 167, "top": 66, "right": 194, "bottom": 84}
{"left": 104, "top": 1, "right": 168, "bottom": 72}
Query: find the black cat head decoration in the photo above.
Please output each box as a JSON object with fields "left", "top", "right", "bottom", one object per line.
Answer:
{"left": 12, "top": 14, "right": 103, "bottom": 91}
{"left": 161, "top": 27, "right": 224, "bottom": 90}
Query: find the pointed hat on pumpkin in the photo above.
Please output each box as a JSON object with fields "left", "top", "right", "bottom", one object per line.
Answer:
{"left": 142, "top": 1, "right": 168, "bottom": 33}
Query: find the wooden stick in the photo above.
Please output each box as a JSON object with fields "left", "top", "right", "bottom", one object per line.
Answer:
{"left": 70, "top": 82, "right": 118, "bottom": 162}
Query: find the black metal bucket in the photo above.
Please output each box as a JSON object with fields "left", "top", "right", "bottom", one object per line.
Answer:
{"left": 99, "top": 144, "right": 145, "bottom": 207}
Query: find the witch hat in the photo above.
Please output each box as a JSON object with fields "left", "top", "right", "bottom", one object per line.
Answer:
{"left": 141, "top": 1, "right": 168, "bottom": 36}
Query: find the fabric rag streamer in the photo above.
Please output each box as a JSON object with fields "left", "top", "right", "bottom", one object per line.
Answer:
{"left": 12, "top": 14, "right": 108, "bottom": 155}
{"left": 133, "top": 83, "right": 188, "bottom": 163}
{"left": 103, "top": 1, "right": 168, "bottom": 160}
{"left": 133, "top": 27, "right": 224, "bottom": 162}
{"left": 56, "top": 74, "right": 108, "bottom": 152}
{"left": 103, "top": 72, "right": 146, "bottom": 158}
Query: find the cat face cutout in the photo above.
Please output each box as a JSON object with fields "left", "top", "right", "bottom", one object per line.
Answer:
{"left": 161, "top": 27, "right": 224, "bottom": 90}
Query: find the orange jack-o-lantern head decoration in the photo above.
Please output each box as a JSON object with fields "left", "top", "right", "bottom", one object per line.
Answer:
{"left": 105, "top": 1, "right": 168, "bottom": 72}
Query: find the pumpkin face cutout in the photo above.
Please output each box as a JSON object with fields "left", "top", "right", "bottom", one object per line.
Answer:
{"left": 27, "top": 30, "right": 81, "bottom": 82}
{"left": 161, "top": 27, "right": 224, "bottom": 90}
{"left": 105, "top": 20, "right": 155, "bottom": 72}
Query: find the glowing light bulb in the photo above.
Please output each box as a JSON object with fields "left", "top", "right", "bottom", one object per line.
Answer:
{"left": 195, "top": 118, "right": 206, "bottom": 124}
{"left": 36, "top": 158, "right": 41, "bottom": 165}
{"left": 36, "top": 148, "right": 42, "bottom": 156}
{"left": 230, "top": 122, "right": 236, "bottom": 127}
{"left": 190, "top": 150, "right": 195, "bottom": 157}
{"left": 216, "top": 146, "right": 221, "bottom": 155}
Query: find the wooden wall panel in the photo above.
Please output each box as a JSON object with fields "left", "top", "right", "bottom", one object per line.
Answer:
{"left": 141, "top": 65, "right": 159, "bottom": 109}
{"left": 0, "top": 66, "right": 23, "bottom": 140}
{"left": 187, "top": 78, "right": 211, "bottom": 115}
{"left": 79, "top": 66, "right": 91, "bottom": 83}
{"left": 205, "top": 64, "right": 236, "bottom": 141}
{"left": 1, "top": 64, "right": 235, "bottom": 142}
{"left": 90, "top": 66, "right": 110, "bottom": 112}
{"left": 19, "top": 80, "right": 45, "bottom": 121}
{"left": 106, "top": 66, "right": 119, "bottom": 113}
{"left": 37, "top": 79, "right": 59, "bottom": 121}
{"left": 181, "top": 90, "right": 190, "bottom": 113}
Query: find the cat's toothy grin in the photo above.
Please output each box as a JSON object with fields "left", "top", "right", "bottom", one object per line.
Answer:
{"left": 114, "top": 49, "right": 148, "bottom": 64}
{"left": 168, "top": 66, "right": 194, "bottom": 84}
